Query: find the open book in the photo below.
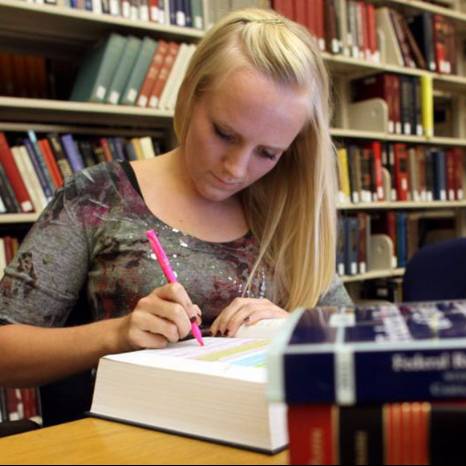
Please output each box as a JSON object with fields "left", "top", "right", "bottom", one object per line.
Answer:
{"left": 90, "top": 319, "right": 288, "bottom": 453}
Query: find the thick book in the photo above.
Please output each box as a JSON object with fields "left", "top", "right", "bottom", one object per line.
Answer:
{"left": 268, "top": 301, "right": 466, "bottom": 405}
{"left": 90, "top": 320, "right": 288, "bottom": 453}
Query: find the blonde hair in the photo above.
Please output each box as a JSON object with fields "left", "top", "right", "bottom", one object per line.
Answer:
{"left": 174, "top": 8, "right": 337, "bottom": 310}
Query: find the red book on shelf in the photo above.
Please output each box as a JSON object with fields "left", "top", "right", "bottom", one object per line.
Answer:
{"left": 446, "top": 148, "right": 456, "bottom": 201}
{"left": 366, "top": 3, "right": 378, "bottom": 61}
{"left": 99, "top": 138, "right": 114, "bottom": 162}
{"left": 370, "top": 141, "right": 384, "bottom": 201}
{"left": 137, "top": 40, "right": 169, "bottom": 108}
{"left": 315, "top": 0, "right": 325, "bottom": 51}
{"left": 433, "top": 14, "right": 450, "bottom": 74}
{"left": 39, "top": 139, "right": 64, "bottom": 189}
{"left": 272, "top": 0, "right": 294, "bottom": 20}
{"left": 0, "top": 132, "right": 34, "bottom": 212}
{"left": 147, "top": 42, "right": 180, "bottom": 109}
{"left": 293, "top": 0, "right": 308, "bottom": 29}
{"left": 394, "top": 143, "right": 409, "bottom": 201}
{"left": 452, "top": 148, "right": 464, "bottom": 200}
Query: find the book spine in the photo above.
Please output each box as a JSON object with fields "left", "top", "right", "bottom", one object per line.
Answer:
{"left": 0, "top": 132, "right": 34, "bottom": 212}
{"left": 0, "top": 164, "right": 21, "bottom": 213}
{"left": 27, "top": 131, "right": 56, "bottom": 198}
{"left": 23, "top": 138, "right": 54, "bottom": 200}
{"left": 288, "top": 402, "right": 466, "bottom": 465}
{"left": 421, "top": 74, "right": 434, "bottom": 138}
{"left": 60, "top": 134, "right": 85, "bottom": 173}
{"left": 283, "top": 345, "right": 466, "bottom": 404}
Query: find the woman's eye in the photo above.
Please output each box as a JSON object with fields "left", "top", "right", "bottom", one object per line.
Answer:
{"left": 260, "top": 149, "right": 278, "bottom": 161}
{"left": 214, "top": 124, "right": 234, "bottom": 142}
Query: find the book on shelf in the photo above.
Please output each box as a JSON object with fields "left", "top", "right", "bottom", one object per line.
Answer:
{"left": 106, "top": 36, "right": 143, "bottom": 105}
{"left": 136, "top": 39, "right": 169, "bottom": 108}
{"left": 0, "top": 133, "right": 34, "bottom": 213}
{"left": 120, "top": 36, "right": 158, "bottom": 106}
{"left": 90, "top": 319, "right": 289, "bottom": 453}
{"left": 70, "top": 33, "right": 128, "bottom": 103}
{"left": 336, "top": 139, "right": 465, "bottom": 206}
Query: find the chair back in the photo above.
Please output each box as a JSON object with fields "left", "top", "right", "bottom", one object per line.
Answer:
{"left": 403, "top": 238, "right": 466, "bottom": 302}
{"left": 39, "top": 285, "right": 94, "bottom": 427}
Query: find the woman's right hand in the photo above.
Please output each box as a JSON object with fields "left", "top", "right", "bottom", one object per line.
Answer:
{"left": 115, "top": 283, "right": 202, "bottom": 352}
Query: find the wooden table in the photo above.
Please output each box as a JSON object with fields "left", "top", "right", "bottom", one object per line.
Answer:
{"left": 0, "top": 418, "right": 288, "bottom": 465}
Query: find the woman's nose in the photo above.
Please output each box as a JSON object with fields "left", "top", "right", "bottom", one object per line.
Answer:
{"left": 223, "top": 149, "right": 250, "bottom": 180}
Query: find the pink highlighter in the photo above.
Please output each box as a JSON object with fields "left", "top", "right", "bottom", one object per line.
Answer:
{"left": 145, "top": 229, "right": 204, "bottom": 347}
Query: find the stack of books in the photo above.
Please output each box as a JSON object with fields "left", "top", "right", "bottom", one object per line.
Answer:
{"left": 69, "top": 33, "right": 197, "bottom": 111}
{"left": 268, "top": 301, "right": 466, "bottom": 464}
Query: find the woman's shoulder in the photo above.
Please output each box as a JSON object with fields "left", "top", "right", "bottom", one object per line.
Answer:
{"left": 65, "top": 161, "right": 123, "bottom": 191}
{"left": 317, "top": 274, "right": 353, "bottom": 307}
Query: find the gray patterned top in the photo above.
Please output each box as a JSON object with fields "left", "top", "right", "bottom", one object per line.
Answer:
{"left": 0, "top": 161, "right": 351, "bottom": 328}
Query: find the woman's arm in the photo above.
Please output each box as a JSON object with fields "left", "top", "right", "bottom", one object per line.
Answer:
{"left": 0, "top": 282, "right": 202, "bottom": 387}
{"left": 0, "top": 318, "right": 122, "bottom": 387}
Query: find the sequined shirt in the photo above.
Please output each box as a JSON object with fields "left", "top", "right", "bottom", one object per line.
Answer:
{"left": 0, "top": 161, "right": 351, "bottom": 328}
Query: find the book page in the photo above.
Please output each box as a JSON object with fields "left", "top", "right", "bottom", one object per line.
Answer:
{"left": 235, "top": 318, "right": 288, "bottom": 340}
{"left": 106, "top": 337, "right": 274, "bottom": 382}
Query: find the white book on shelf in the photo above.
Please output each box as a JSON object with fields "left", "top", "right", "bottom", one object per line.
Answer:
{"left": 166, "top": 44, "right": 196, "bottom": 111}
{"left": 92, "top": 0, "right": 102, "bottom": 14}
{"left": 109, "top": 0, "right": 120, "bottom": 15}
{"left": 14, "top": 145, "right": 48, "bottom": 212}
{"left": 139, "top": 137, "right": 156, "bottom": 159}
{"left": 0, "top": 238, "right": 5, "bottom": 281}
{"left": 158, "top": 42, "right": 190, "bottom": 110}
{"left": 0, "top": 193, "right": 6, "bottom": 214}
{"left": 11, "top": 146, "right": 43, "bottom": 213}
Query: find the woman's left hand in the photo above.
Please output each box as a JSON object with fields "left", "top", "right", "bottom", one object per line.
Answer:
{"left": 210, "top": 298, "right": 288, "bottom": 337}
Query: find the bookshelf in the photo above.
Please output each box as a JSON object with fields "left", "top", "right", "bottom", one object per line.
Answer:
{"left": 0, "top": 0, "right": 465, "bottom": 423}
{"left": 0, "top": 0, "right": 463, "bottom": 276}
{"left": 316, "top": 0, "right": 466, "bottom": 292}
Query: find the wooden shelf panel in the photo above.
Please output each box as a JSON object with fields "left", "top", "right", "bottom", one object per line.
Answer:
{"left": 0, "top": 0, "right": 203, "bottom": 57}
{"left": 324, "top": 54, "right": 466, "bottom": 93}
{"left": 0, "top": 122, "right": 163, "bottom": 137}
{"left": 341, "top": 268, "right": 405, "bottom": 283}
{"left": 331, "top": 128, "right": 466, "bottom": 146}
{"left": 0, "top": 97, "right": 174, "bottom": 129}
{"left": 377, "top": 0, "right": 466, "bottom": 28}
{"left": 0, "top": 213, "right": 40, "bottom": 224}
{"left": 338, "top": 201, "right": 466, "bottom": 210}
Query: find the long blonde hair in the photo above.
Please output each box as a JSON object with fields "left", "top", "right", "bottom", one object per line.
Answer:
{"left": 174, "top": 8, "right": 337, "bottom": 310}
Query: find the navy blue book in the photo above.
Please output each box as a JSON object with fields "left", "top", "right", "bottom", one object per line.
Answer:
{"left": 268, "top": 301, "right": 466, "bottom": 405}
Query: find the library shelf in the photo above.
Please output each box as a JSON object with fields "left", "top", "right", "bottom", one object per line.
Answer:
{"left": 323, "top": 53, "right": 466, "bottom": 93}
{"left": 331, "top": 128, "right": 466, "bottom": 147}
{"left": 341, "top": 267, "right": 405, "bottom": 283}
{"left": 0, "top": 0, "right": 204, "bottom": 49}
{"left": 338, "top": 201, "right": 466, "bottom": 210}
{"left": 378, "top": 0, "right": 466, "bottom": 27}
{"left": 0, "top": 97, "right": 174, "bottom": 128}
{"left": 0, "top": 213, "right": 40, "bottom": 224}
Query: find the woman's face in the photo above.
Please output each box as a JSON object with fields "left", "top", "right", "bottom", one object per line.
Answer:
{"left": 182, "top": 67, "right": 310, "bottom": 203}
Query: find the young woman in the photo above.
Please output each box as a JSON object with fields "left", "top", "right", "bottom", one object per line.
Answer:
{"left": 0, "top": 7, "right": 351, "bottom": 388}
